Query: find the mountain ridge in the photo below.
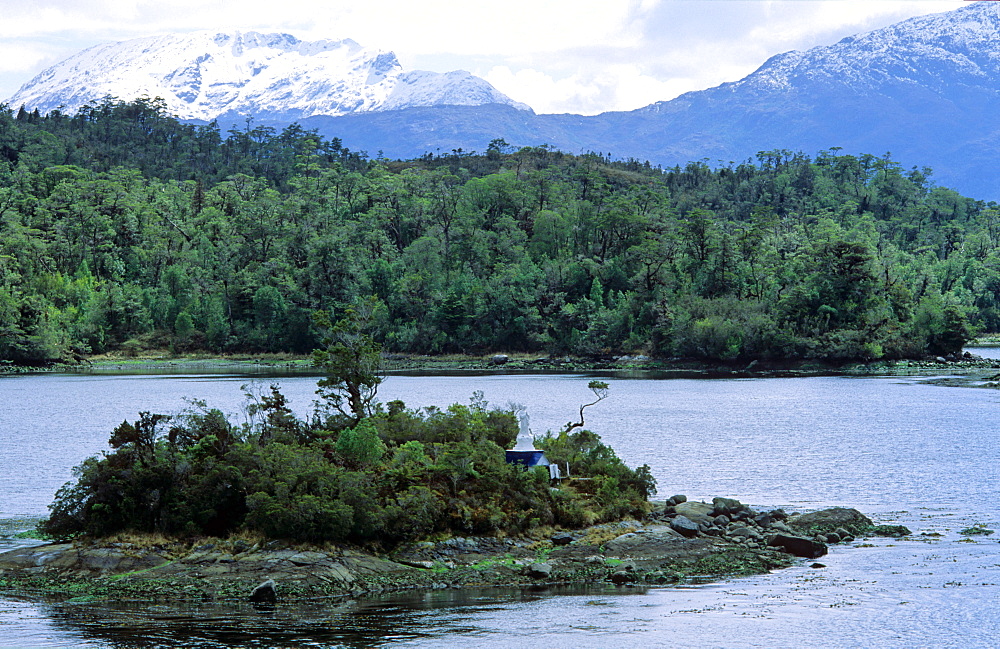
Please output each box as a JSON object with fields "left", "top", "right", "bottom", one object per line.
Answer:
{"left": 248, "top": 2, "right": 1000, "bottom": 199}
{"left": 7, "top": 30, "right": 531, "bottom": 121}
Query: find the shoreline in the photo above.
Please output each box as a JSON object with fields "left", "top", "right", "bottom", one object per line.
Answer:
{"left": 3, "top": 350, "right": 999, "bottom": 379}
{"left": 0, "top": 503, "right": 900, "bottom": 605}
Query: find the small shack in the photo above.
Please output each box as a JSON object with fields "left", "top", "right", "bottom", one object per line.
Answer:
{"left": 505, "top": 414, "right": 564, "bottom": 480}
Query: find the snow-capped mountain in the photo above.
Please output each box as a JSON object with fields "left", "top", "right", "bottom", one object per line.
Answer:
{"left": 737, "top": 3, "right": 1000, "bottom": 95}
{"left": 6, "top": 31, "right": 530, "bottom": 121}
{"left": 9, "top": 5, "right": 1000, "bottom": 198}
{"left": 299, "top": 2, "right": 1000, "bottom": 199}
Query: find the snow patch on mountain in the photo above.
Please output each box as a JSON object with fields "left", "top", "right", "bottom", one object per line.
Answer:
{"left": 7, "top": 31, "right": 531, "bottom": 120}
{"left": 639, "top": 2, "right": 1000, "bottom": 112}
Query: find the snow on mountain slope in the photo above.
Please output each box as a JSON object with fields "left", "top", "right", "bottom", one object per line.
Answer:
{"left": 6, "top": 31, "right": 530, "bottom": 120}
{"left": 744, "top": 2, "right": 1000, "bottom": 92}
{"left": 639, "top": 1, "right": 1000, "bottom": 111}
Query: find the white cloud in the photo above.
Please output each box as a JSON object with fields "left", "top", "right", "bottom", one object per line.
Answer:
{"left": 486, "top": 63, "right": 694, "bottom": 115}
{"left": 0, "top": 43, "right": 51, "bottom": 74}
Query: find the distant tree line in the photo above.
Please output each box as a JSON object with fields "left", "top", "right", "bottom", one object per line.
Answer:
{"left": 0, "top": 98, "right": 990, "bottom": 365}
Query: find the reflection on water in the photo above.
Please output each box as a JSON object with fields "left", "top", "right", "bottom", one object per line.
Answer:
{"left": 7, "top": 586, "right": 644, "bottom": 649}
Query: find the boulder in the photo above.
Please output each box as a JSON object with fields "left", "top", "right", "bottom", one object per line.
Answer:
{"left": 674, "top": 501, "right": 714, "bottom": 524}
{"left": 787, "top": 507, "right": 873, "bottom": 537}
{"left": 609, "top": 570, "right": 634, "bottom": 585}
{"left": 670, "top": 515, "right": 701, "bottom": 538}
{"left": 528, "top": 562, "right": 553, "bottom": 579}
{"left": 713, "top": 515, "right": 730, "bottom": 526}
{"left": 250, "top": 579, "right": 277, "bottom": 604}
{"left": 490, "top": 354, "right": 510, "bottom": 365}
{"left": 767, "top": 534, "right": 828, "bottom": 559}
{"left": 551, "top": 533, "right": 574, "bottom": 546}
{"left": 712, "top": 497, "right": 743, "bottom": 516}
{"left": 668, "top": 494, "right": 688, "bottom": 505}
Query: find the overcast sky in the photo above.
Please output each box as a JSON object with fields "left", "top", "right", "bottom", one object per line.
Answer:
{"left": 0, "top": 0, "right": 964, "bottom": 115}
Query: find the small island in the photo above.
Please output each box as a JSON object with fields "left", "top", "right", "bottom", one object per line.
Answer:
{"left": 0, "top": 309, "right": 908, "bottom": 603}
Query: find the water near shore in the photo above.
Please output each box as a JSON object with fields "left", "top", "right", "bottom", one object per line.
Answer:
{"left": 1, "top": 367, "right": 999, "bottom": 646}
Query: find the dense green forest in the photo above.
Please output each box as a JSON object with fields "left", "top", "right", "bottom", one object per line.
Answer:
{"left": 0, "top": 97, "right": 992, "bottom": 365}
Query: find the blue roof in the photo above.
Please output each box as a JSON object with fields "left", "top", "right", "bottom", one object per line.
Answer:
{"left": 505, "top": 449, "right": 550, "bottom": 467}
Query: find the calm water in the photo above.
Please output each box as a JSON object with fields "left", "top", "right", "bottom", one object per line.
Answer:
{"left": 1, "top": 369, "right": 999, "bottom": 647}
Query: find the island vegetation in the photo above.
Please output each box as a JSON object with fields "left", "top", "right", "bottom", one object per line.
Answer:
{"left": 40, "top": 305, "right": 655, "bottom": 546}
{"left": 0, "top": 97, "right": 992, "bottom": 367}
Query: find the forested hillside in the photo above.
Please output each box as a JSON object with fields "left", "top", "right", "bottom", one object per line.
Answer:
{"left": 0, "top": 99, "right": 991, "bottom": 365}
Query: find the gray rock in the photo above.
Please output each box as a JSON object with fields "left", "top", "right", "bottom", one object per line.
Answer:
{"left": 670, "top": 515, "right": 701, "bottom": 538}
{"left": 490, "top": 354, "right": 510, "bottom": 365}
{"left": 754, "top": 513, "right": 773, "bottom": 528}
{"left": 287, "top": 551, "right": 329, "bottom": 566}
{"left": 825, "top": 531, "right": 841, "bottom": 544}
{"left": 528, "top": 562, "right": 553, "bottom": 579}
{"left": 729, "top": 526, "right": 761, "bottom": 540}
{"left": 551, "top": 533, "right": 574, "bottom": 546}
{"left": 250, "top": 579, "right": 277, "bottom": 604}
{"left": 668, "top": 494, "right": 688, "bottom": 505}
{"left": 674, "top": 501, "right": 714, "bottom": 524}
{"left": 713, "top": 515, "right": 730, "bottom": 527}
{"left": 712, "top": 497, "right": 743, "bottom": 516}
{"left": 770, "top": 521, "right": 793, "bottom": 534}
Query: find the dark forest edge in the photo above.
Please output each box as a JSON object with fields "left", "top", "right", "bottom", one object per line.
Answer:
{"left": 1, "top": 97, "right": 994, "bottom": 367}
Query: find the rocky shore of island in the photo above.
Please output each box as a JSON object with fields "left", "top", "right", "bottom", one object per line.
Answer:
{"left": 0, "top": 499, "right": 909, "bottom": 604}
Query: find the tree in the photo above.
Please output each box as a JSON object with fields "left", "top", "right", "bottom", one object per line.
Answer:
{"left": 562, "top": 380, "right": 610, "bottom": 434}
{"left": 312, "top": 296, "right": 385, "bottom": 426}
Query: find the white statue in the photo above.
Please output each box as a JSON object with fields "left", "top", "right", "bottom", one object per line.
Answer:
{"left": 514, "top": 413, "right": 536, "bottom": 450}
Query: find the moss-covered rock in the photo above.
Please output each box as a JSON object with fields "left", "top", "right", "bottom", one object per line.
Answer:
{"left": 787, "top": 507, "right": 874, "bottom": 537}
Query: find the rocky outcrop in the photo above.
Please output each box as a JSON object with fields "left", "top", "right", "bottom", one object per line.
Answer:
{"left": 0, "top": 503, "right": 889, "bottom": 603}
